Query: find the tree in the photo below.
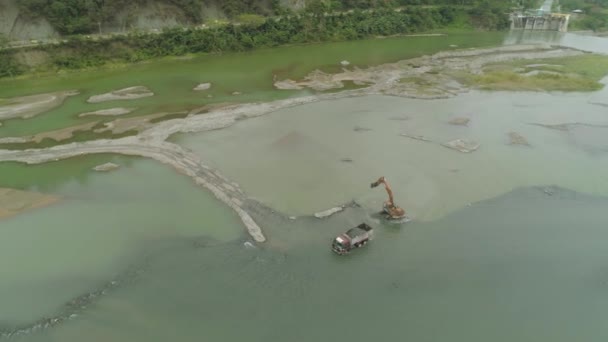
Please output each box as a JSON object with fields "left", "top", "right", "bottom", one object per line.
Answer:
{"left": 0, "top": 34, "right": 22, "bottom": 78}
{"left": 236, "top": 14, "right": 266, "bottom": 27}
{"left": 0, "top": 33, "right": 8, "bottom": 49}
{"left": 86, "top": 0, "right": 109, "bottom": 34}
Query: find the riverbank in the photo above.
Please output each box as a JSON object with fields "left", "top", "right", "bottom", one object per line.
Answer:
{"left": 0, "top": 6, "right": 509, "bottom": 79}
{"left": 1, "top": 44, "right": 607, "bottom": 242}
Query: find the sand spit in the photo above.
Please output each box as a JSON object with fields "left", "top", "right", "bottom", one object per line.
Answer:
{"left": 0, "top": 138, "right": 266, "bottom": 243}
{"left": 0, "top": 90, "right": 78, "bottom": 121}
{"left": 0, "top": 121, "right": 99, "bottom": 145}
{"left": 274, "top": 44, "right": 585, "bottom": 98}
{"left": 79, "top": 108, "right": 135, "bottom": 117}
{"left": 87, "top": 86, "right": 154, "bottom": 103}
{"left": 0, "top": 45, "right": 591, "bottom": 243}
{"left": 0, "top": 188, "right": 59, "bottom": 220}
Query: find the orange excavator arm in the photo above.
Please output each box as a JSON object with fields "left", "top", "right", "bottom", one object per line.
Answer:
{"left": 371, "top": 176, "right": 395, "bottom": 207}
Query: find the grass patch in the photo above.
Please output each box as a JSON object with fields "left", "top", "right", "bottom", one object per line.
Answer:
{"left": 459, "top": 54, "right": 608, "bottom": 92}
{"left": 468, "top": 71, "right": 602, "bottom": 91}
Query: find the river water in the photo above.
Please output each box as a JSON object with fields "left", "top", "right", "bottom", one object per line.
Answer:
{"left": 2, "top": 31, "right": 608, "bottom": 341}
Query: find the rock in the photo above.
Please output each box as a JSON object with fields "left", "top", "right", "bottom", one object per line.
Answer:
{"left": 289, "top": 216, "right": 297, "bottom": 220}
{"left": 232, "top": 91, "right": 242, "bottom": 96}
{"left": 87, "top": 86, "right": 154, "bottom": 103}
{"left": 93, "top": 162, "right": 120, "bottom": 172}
{"left": 314, "top": 206, "right": 344, "bottom": 218}
{"left": 0, "top": 137, "right": 29, "bottom": 143}
{"left": 400, "top": 133, "right": 433, "bottom": 142}
{"left": 449, "top": 44, "right": 458, "bottom": 48}
{"left": 243, "top": 241, "right": 256, "bottom": 249}
{"left": 274, "top": 79, "right": 304, "bottom": 90}
{"left": 78, "top": 108, "right": 134, "bottom": 117}
{"left": 340, "top": 60, "right": 350, "bottom": 66}
{"left": 507, "top": 131, "right": 530, "bottom": 146}
{"left": 353, "top": 126, "right": 372, "bottom": 132}
{"left": 441, "top": 139, "right": 480, "bottom": 153}
{"left": 193, "top": 83, "right": 211, "bottom": 91}
{"left": 448, "top": 117, "right": 470, "bottom": 126}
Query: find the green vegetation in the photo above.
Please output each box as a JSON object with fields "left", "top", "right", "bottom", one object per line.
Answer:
{"left": 16, "top": 0, "right": 519, "bottom": 35}
{"left": 560, "top": 0, "right": 608, "bottom": 31}
{"left": 2, "top": 4, "right": 513, "bottom": 79}
{"left": 0, "top": 128, "right": 139, "bottom": 150}
{"left": 0, "top": 33, "right": 23, "bottom": 78}
{"left": 459, "top": 54, "right": 608, "bottom": 91}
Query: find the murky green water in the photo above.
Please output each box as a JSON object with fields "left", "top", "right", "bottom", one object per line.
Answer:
{"left": 0, "top": 32, "right": 505, "bottom": 137}
{"left": 0, "top": 157, "right": 242, "bottom": 327}
{"left": 13, "top": 187, "right": 608, "bottom": 342}
{"left": 2, "top": 31, "right": 608, "bottom": 341}
{"left": 177, "top": 90, "right": 608, "bottom": 219}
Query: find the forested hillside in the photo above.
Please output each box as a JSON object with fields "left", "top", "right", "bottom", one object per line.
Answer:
{"left": 0, "top": 0, "right": 533, "bottom": 78}
{"left": 559, "top": 0, "right": 608, "bottom": 31}
{"left": 14, "top": 0, "right": 532, "bottom": 35}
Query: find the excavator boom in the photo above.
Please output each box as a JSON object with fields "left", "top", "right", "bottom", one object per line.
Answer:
{"left": 371, "top": 176, "right": 394, "bottom": 206}
{"left": 370, "top": 176, "right": 406, "bottom": 219}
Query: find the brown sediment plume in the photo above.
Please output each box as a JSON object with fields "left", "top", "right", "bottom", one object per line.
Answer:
{"left": 0, "top": 188, "right": 60, "bottom": 220}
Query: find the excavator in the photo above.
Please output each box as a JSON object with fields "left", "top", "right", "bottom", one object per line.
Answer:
{"left": 370, "top": 176, "right": 406, "bottom": 220}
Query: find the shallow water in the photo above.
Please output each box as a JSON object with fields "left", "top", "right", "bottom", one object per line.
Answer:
{"left": 177, "top": 90, "right": 608, "bottom": 219}
{"left": 13, "top": 187, "right": 608, "bottom": 342}
{"left": 0, "top": 157, "right": 242, "bottom": 327}
{"left": 504, "top": 31, "right": 608, "bottom": 54}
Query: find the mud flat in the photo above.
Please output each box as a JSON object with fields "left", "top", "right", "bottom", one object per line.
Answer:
{"left": 0, "top": 90, "right": 78, "bottom": 121}
{"left": 273, "top": 45, "right": 587, "bottom": 98}
{"left": 87, "top": 86, "right": 154, "bottom": 103}
{"left": 0, "top": 188, "right": 59, "bottom": 220}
